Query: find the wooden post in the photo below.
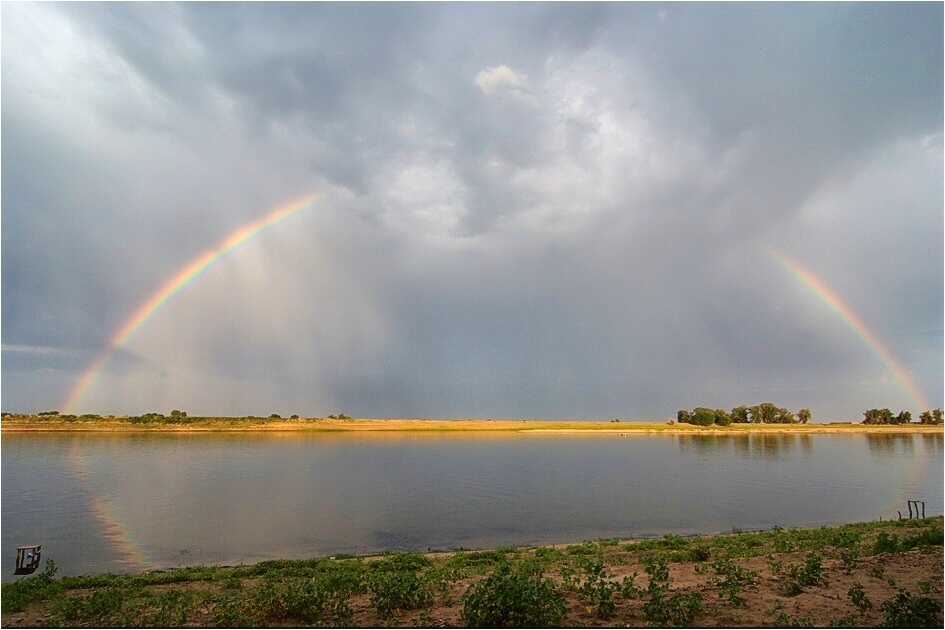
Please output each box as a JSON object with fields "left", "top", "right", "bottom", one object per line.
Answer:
{"left": 908, "top": 501, "right": 914, "bottom": 519}
{"left": 921, "top": 501, "right": 926, "bottom": 518}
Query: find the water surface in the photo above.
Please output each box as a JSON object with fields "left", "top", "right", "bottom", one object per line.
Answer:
{"left": 2, "top": 431, "right": 941, "bottom": 576}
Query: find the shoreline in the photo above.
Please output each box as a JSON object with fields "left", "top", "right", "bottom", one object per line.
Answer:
{"left": 4, "top": 517, "right": 941, "bottom": 627}
{"left": 2, "top": 414, "right": 943, "bottom": 434}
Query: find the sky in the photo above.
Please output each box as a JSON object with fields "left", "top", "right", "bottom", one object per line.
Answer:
{"left": 2, "top": 2, "right": 942, "bottom": 421}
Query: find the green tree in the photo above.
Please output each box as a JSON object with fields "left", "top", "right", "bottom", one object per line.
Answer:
{"left": 933, "top": 409, "right": 943, "bottom": 425}
{"left": 797, "top": 408, "right": 811, "bottom": 424}
{"left": 677, "top": 410, "right": 692, "bottom": 425}
{"left": 775, "top": 408, "right": 796, "bottom": 424}
{"left": 731, "top": 406, "right": 750, "bottom": 424}
{"left": 691, "top": 408, "right": 716, "bottom": 426}
{"left": 894, "top": 410, "right": 912, "bottom": 425}
{"left": 749, "top": 405, "right": 762, "bottom": 423}
{"left": 863, "top": 408, "right": 894, "bottom": 425}
{"left": 757, "top": 403, "right": 779, "bottom": 424}
{"left": 714, "top": 409, "right": 732, "bottom": 426}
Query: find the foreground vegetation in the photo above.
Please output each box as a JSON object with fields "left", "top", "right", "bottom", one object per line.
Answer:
{"left": 3, "top": 517, "right": 941, "bottom": 627}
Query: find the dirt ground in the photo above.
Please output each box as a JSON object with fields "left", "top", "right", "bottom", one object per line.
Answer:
{"left": 3, "top": 532, "right": 941, "bottom": 627}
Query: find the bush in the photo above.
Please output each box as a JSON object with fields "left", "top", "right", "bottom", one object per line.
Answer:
{"left": 462, "top": 562, "right": 567, "bottom": 628}
{"left": 369, "top": 570, "right": 433, "bottom": 618}
{"left": 881, "top": 588, "right": 942, "bottom": 628}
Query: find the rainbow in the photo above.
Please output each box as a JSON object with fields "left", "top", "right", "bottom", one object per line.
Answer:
{"left": 61, "top": 192, "right": 325, "bottom": 414}
{"left": 770, "top": 249, "right": 930, "bottom": 412}
{"left": 67, "top": 443, "right": 153, "bottom": 572}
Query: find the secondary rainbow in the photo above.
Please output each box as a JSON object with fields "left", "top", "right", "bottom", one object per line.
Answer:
{"left": 770, "top": 248, "right": 930, "bottom": 412}
{"left": 61, "top": 192, "right": 325, "bottom": 414}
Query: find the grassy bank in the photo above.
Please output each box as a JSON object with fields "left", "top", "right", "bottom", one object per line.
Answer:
{"left": 2, "top": 413, "right": 944, "bottom": 434}
{"left": 3, "top": 517, "right": 941, "bottom": 627}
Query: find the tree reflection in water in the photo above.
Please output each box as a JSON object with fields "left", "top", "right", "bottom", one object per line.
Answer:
{"left": 677, "top": 433, "right": 813, "bottom": 460}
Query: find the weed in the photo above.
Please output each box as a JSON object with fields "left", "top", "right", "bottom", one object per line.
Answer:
{"left": 444, "top": 549, "right": 507, "bottom": 576}
{"left": 640, "top": 557, "right": 704, "bottom": 626}
{"left": 774, "top": 612, "right": 814, "bottom": 627}
{"left": 212, "top": 594, "right": 259, "bottom": 627}
{"left": 871, "top": 563, "right": 886, "bottom": 579}
{"left": 828, "top": 613, "right": 858, "bottom": 626}
{"left": 781, "top": 552, "right": 826, "bottom": 595}
{"left": 461, "top": 561, "right": 567, "bottom": 628}
{"left": 619, "top": 572, "right": 644, "bottom": 599}
{"left": 574, "top": 559, "right": 618, "bottom": 620}
{"left": 644, "top": 590, "right": 704, "bottom": 626}
{"left": 1, "top": 558, "right": 62, "bottom": 613}
{"left": 766, "top": 554, "right": 784, "bottom": 575}
{"left": 143, "top": 587, "right": 196, "bottom": 627}
{"left": 688, "top": 546, "right": 711, "bottom": 562}
{"left": 829, "top": 530, "right": 862, "bottom": 549}
{"left": 250, "top": 574, "right": 356, "bottom": 624}
{"left": 874, "top": 532, "right": 900, "bottom": 554}
{"left": 221, "top": 576, "right": 242, "bottom": 590}
{"left": 369, "top": 570, "right": 434, "bottom": 618}
{"left": 848, "top": 582, "right": 872, "bottom": 614}
{"left": 840, "top": 548, "right": 858, "bottom": 573}
{"left": 711, "top": 558, "right": 758, "bottom": 607}
{"left": 54, "top": 585, "right": 146, "bottom": 625}
{"left": 900, "top": 527, "right": 944, "bottom": 551}
{"left": 880, "top": 588, "right": 942, "bottom": 628}
{"left": 371, "top": 551, "right": 433, "bottom": 574}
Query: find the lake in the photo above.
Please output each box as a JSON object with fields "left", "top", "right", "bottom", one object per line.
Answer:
{"left": 2, "top": 431, "right": 942, "bottom": 577}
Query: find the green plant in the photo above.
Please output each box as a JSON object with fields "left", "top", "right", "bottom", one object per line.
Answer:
{"left": 212, "top": 595, "right": 259, "bottom": 627}
{"left": 880, "top": 588, "right": 942, "bottom": 628}
{"left": 369, "top": 570, "right": 434, "bottom": 618}
{"left": 2, "top": 558, "right": 63, "bottom": 613}
{"left": 840, "top": 548, "right": 858, "bottom": 573}
{"left": 780, "top": 552, "right": 825, "bottom": 596}
{"left": 848, "top": 582, "right": 872, "bottom": 614}
{"left": 774, "top": 612, "right": 814, "bottom": 627}
{"left": 640, "top": 557, "right": 704, "bottom": 626}
{"left": 461, "top": 561, "right": 567, "bottom": 628}
{"left": 688, "top": 546, "right": 711, "bottom": 562}
{"left": 711, "top": 558, "right": 757, "bottom": 607}
{"left": 575, "top": 560, "right": 618, "bottom": 620}
{"left": 143, "top": 587, "right": 196, "bottom": 627}
{"left": 54, "top": 586, "right": 145, "bottom": 625}
{"left": 250, "top": 573, "right": 356, "bottom": 624}
{"left": 874, "top": 532, "right": 900, "bottom": 554}
{"left": 871, "top": 563, "right": 886, "bottom": 579}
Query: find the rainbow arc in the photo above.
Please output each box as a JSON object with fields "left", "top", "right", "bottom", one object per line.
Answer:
{"left": 61, "top": 192, "right": 325, "bottom": 414}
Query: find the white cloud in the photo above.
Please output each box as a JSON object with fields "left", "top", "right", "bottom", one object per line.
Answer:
{"left": 473, "top": 64, "right": 537, "bottom": 106}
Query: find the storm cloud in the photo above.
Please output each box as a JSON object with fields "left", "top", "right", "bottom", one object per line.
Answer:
{"left": 2, "top": 2, "right": 942, "bottom": 420}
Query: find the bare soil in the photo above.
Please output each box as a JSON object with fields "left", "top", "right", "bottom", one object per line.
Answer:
{"left": 3, "top": 521, "right": 941, "bottom": 627}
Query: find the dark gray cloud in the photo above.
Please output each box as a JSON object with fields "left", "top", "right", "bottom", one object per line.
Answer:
{"left": 2, "top": 3, "right": 941, "bottom": 420}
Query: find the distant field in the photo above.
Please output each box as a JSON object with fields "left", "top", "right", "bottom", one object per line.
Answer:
{"left": 2, "top": 414, "right": 942, "bottom": 433}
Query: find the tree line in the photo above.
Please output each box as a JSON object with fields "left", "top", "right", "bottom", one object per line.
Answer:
{"left": 676, "top": 403, "right": 811, "bottom": 426}
{"left": 862, "top": 408, "right": 942, "bottom": 425}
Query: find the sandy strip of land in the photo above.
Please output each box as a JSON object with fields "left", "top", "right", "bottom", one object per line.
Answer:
{"left": 1, "top": 415, "right": 942, "bottom": 434}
